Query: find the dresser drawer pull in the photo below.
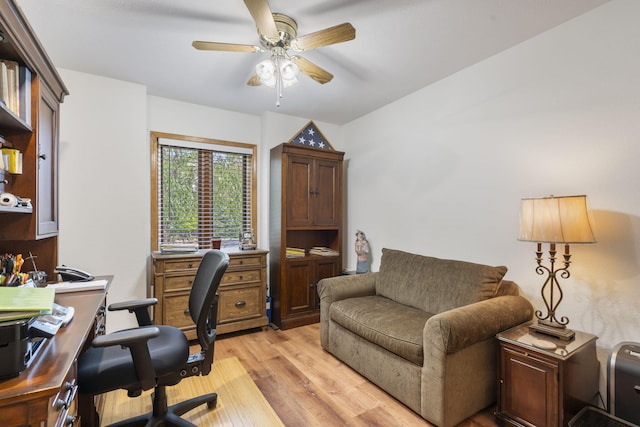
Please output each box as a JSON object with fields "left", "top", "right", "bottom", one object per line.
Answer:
{"left": 188, "top": 263, "right": 193, "bottom": 268}
{"left": 235, "top": 301, "right": 246, "bottom": 307}
{"left": 184, "top": 309, "right": 190, "bottom": 315}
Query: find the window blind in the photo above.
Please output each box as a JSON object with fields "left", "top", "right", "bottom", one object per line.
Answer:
{"left": 156, "top": 141, "right": 253, "bottom": 249}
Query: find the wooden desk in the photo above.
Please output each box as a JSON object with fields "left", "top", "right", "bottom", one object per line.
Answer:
{"left": 0, "top": 277, "right": 111, "bottom": 427}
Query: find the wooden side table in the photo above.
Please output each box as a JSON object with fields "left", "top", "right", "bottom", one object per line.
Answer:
{"left": 496, "top": 322, "right": 600, "bottom": 427}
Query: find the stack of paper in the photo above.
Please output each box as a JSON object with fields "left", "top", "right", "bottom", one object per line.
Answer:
{"left": 46, "top": 279, "right": 108, "bottom": 294}
{"left": 160, "top": 243, "right": 199, "bottom": 253}
{"left": 309, "top": 247, "right": 340, "bottom": 256}
{"left": 0, "top": 286, "right": 55, "bottom": 321}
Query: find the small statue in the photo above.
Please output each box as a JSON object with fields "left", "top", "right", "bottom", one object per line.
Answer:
{"left": 355, "top": 230, "right": 370, "bottom": 274}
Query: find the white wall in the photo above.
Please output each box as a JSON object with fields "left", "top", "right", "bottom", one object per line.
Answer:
{"left": 56, "top": 0, "right": 638, "bottom": 396}
{"left": 341, "top": 0, "right": 640, "bottom": 390}
{"left": 58, "top": 70, "right": 148, "bottom": 331}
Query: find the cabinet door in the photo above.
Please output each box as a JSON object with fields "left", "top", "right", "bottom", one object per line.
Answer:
{"left": 499, "top": 344, "right": 559, "bottom": 427}
{"left": 313, "top": 257, "right": 339, "bottom": 309}
{"left": 314, "top": 159, "right": 341, "bottom": 226}
{"left": 36, "top": 85, "right": 59, "bottom": 237}
{"left": 284, "top": 259, "right": 314, "bottom": 316}
{"left": 286, "top": 155, "right": 314, "bottom": 226}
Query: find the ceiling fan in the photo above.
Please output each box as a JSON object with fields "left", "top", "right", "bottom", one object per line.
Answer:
{"left": 192, "top": 0, "right": 356, "bottom": 105}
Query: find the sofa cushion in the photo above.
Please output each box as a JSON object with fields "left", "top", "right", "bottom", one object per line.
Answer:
{"left": 376, "top": 248, "right": 508, "bottom": 314}
{"left": 330, "top": 295, "right": 432, "bottom": 366}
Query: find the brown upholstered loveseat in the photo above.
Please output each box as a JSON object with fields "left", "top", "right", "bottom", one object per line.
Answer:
{"left": 318, "top": 248, "right": 533, "bottom": 427}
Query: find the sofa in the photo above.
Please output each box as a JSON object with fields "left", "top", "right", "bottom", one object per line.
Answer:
{"left": 318, "top": 248, "right": 533, "bottom": 427}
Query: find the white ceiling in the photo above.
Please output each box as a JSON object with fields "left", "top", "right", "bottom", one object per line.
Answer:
{"left": 16, "top": 0, "right": 610, "bottom": 125}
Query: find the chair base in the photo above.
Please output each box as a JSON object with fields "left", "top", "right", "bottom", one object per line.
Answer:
{"left": 107, "top": 385, "right": 218, "bottom": 427}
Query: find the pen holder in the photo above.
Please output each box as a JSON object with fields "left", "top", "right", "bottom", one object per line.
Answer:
{"left": 28, "top": 271, "right": 47, "bottom": 287}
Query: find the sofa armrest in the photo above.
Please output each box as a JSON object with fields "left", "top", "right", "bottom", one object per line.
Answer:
{"left": 317, "top": 272, "right": 378, "bottom": 348}
{"left": 424, "top": 295, "right": 533, "bottom": 355}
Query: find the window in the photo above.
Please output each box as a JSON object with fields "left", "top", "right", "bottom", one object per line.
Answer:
{"left": 150, "top": 132, "right": 257, "bottom": 251}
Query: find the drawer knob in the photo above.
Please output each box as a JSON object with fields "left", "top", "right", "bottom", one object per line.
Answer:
{"left": 188, "top": 263, "right": 193, "bottom": 268}
{"left": 184, "top": 309, "right": 190, "bottom": 315}
{"left": 235, "top": 301, "right": 246, "bottom": 307}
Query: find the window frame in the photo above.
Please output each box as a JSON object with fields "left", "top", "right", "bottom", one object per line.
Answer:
{"left": 150, "top": 131, "right": 257, "bottom": 252}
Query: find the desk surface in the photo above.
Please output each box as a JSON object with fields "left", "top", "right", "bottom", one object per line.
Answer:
{"left": 0, "top": 276, "right": 111, "bottom": 405}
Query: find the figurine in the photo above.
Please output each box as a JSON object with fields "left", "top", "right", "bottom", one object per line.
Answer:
{"left": 355, "top": 230, "right": 370, "bottom": 274}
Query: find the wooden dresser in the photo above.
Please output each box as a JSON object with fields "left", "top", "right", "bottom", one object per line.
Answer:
{"left": 150, "top": 249, "right": 269, "bottom": 338}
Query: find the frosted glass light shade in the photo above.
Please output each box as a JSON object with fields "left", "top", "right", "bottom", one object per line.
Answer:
{"left": 518, "top": 195, "right": 596, "bottom": 244}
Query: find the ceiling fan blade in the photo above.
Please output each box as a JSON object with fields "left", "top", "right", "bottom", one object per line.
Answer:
{"left": 247, "top": 73, "right": 262, "bottom": 86}
{"left": 293, "top": 23, "right": 355, "bottom": 51}
{"left": 292, "top": 57, "right": 334, "bottom": 84}
{"left": 243, "top": 0, "right": 279, "bottom": 40}
{"left": 192, "top": 41, "right": 261, "bottom": 53}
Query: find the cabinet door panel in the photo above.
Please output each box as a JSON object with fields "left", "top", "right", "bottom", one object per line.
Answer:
{"left": 501, "top": 345, "right": 559, "bottom": 427}
{"left": 36, "top": 87, "right": 59, "bottom": 237}
{"left": 284, "top": 260, "right": 313, "bottom": 315}
{"left": 286, "top": 156, "right": 313, "bottom": 226}
{"left": 314, "top": 159, "right": 341, "bottom": 226}
{"left": 313, "top": 257, "right": 338, "bottom": 309}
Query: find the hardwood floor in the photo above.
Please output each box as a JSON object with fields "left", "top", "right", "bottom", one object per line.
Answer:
{"left": 212, "top": 323, "right": 499, "bottom": 426}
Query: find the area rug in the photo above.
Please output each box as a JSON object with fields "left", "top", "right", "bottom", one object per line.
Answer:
{"left": 100, "top": 356, "right": 284, "bottom": 426}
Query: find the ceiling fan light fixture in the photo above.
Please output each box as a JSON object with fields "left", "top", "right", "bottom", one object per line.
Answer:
{"left": 280, "top": 58, "right": 299, "bottom": 82}
{"left": 255, "top": 58, "right": 276, "bottom": 82}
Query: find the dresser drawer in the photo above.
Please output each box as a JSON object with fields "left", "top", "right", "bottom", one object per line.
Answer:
{"left": 163, "top": 294, "right": 192, "bottom": 328}
{"left": 221, "top": 269, "right": 261, "bottom": 286}
{"left": 228, "top": 254, "right": 264, "bottom": 270}
{"left": 163, "top": 258, "right": 201, "bottom": 272}
{"left": 50, "top": 361, "right": 78, "bottom": 426}
{"left": 164, "top": 274, "right": 196, "bottom": 292}
{"left": 219, "top": 286, "right": 262, "bottom": 323}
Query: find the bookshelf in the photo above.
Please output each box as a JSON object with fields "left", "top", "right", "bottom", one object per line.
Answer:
{"left": 0, "top": 0, "right": 69, "bottom": 277}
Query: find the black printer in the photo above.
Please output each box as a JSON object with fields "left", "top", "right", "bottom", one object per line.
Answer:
{"left": 0, "top": 318, "right": 47, "bottom": 380}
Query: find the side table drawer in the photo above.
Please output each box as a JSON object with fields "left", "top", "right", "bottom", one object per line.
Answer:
{"left": 219, "top": 285, "right": 262, "bottom": 323}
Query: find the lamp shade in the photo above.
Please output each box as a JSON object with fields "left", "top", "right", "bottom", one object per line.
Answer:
{"left": 518, "top": 195, "right": 596, "bottom": 243}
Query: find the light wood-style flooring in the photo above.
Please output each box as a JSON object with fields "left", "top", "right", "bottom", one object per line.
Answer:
{"left": 213, "top": 323, "right": 499, "bottom": 426}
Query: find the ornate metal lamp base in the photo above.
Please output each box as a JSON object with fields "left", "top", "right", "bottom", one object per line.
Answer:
{"left": 529, "top": 322, "right": 575, "bottom": 341}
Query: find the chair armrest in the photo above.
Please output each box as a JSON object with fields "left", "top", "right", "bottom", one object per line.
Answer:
{"left": 317, "top": 272, "right": 377, "bottom": 348}
{"left": 317, "top": 272, "right": 377, "bottom": 304}
{"left": 109, "top": 298, "right": 158, "bottom": 326}
{"left": 91, "top": 327, "right": 160, "bottom": 391}
{"left": 424, "top": 295, "right": 533, "bottom": 354}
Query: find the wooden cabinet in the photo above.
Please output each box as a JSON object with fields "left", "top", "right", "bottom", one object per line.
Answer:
{"left": 496, "top": 323, "right": 600, "bottom": 427}
{"left": 270, "top": 144, "right": 344, "bottom": 330}
{"left": 150, "top": 249, "right": 269, "bottom": 339}
{"left": 283, "top": 257, "right": 339, "bottom": 318}
{"left": 0, "top": 0, "right": 68, "bottom": 278}
{"left": 285, "top": 154, "right": 341, "bottom": 227}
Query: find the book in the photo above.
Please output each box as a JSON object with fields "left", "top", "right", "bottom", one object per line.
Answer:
{"left": 286, "top": 247, "right": 305, "bottom": 258}
{"left": 309, "top": 247, "right": 340, "bottom": 256}
{"left": 0, "top": 286, "right": 55, "bottom": 314}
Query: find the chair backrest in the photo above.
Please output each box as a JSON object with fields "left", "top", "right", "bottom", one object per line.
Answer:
{"left": 189, "top": 250, "right": 229, "bottom": 350}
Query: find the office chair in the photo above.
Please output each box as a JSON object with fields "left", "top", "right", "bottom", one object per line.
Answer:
{"left": 78, "top": 250, "right": 229, "bottom": 427}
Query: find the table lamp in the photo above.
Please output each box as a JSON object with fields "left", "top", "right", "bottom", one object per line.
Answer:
{"left": 518, "top": 195, "right": 596, "bottom": 340}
